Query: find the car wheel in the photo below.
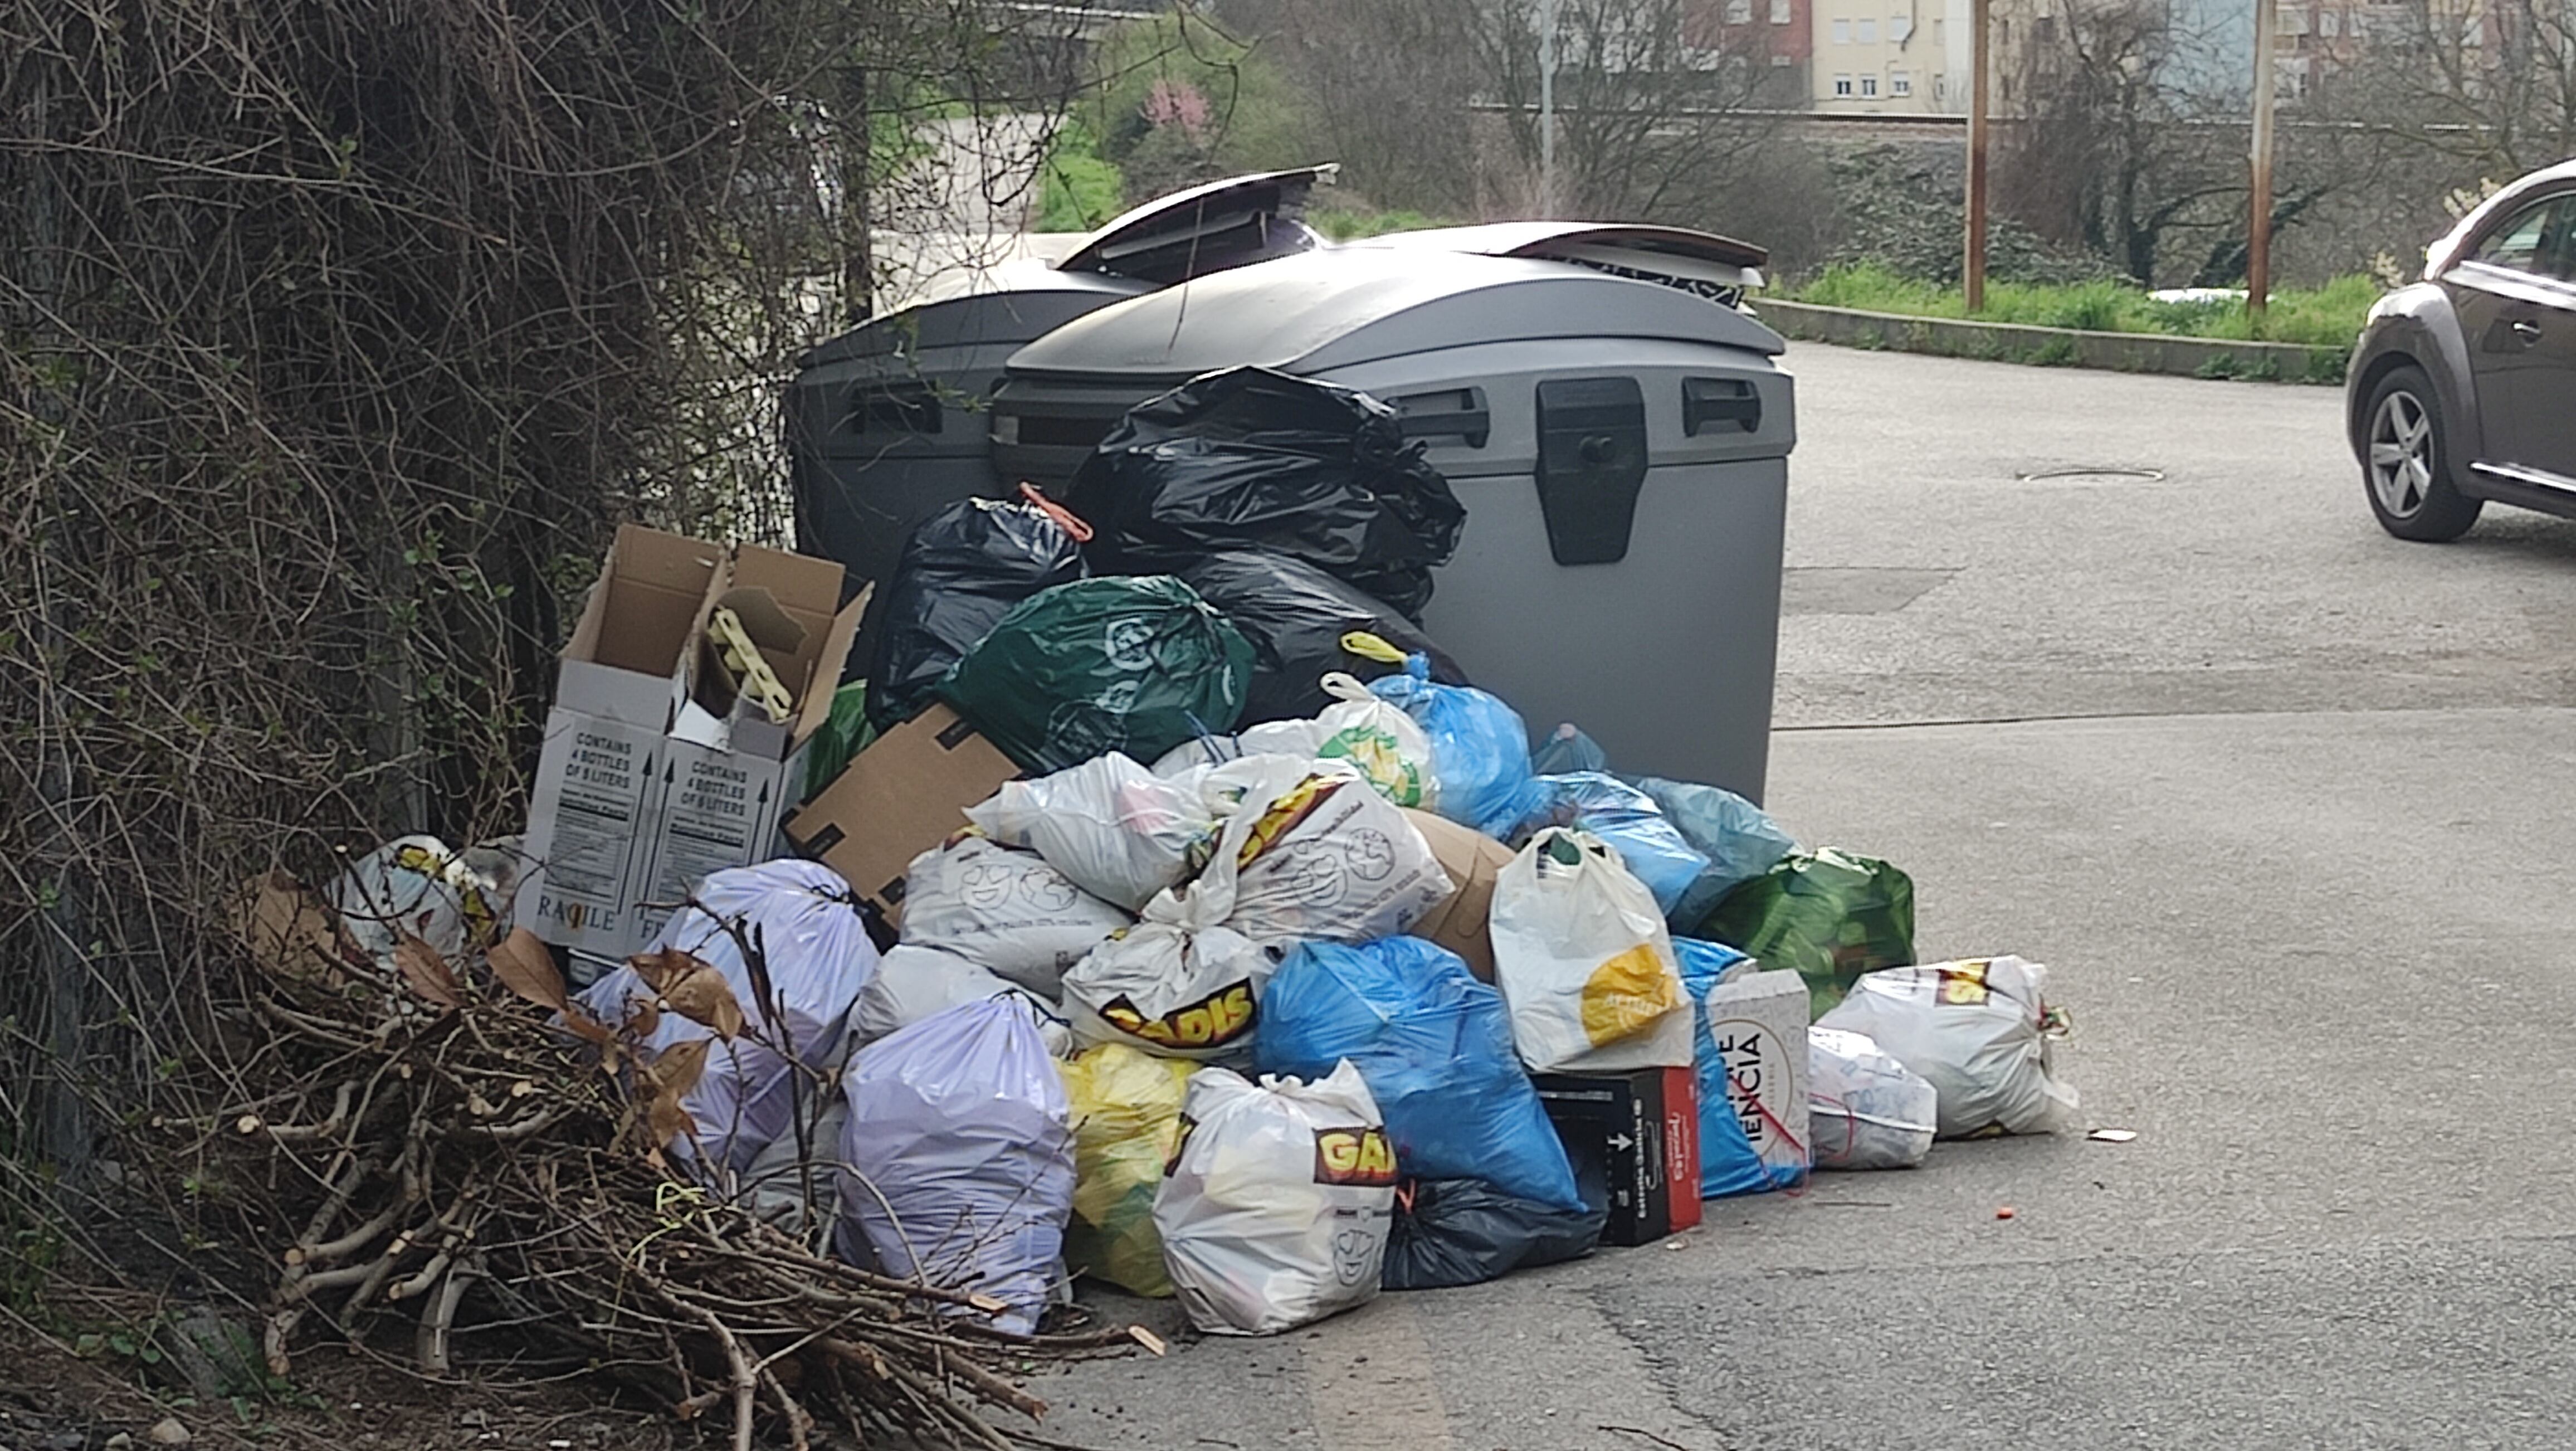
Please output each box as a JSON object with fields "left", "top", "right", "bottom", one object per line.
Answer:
{"left": 2363, "top": 364, "right": 2481, "bottom": 542}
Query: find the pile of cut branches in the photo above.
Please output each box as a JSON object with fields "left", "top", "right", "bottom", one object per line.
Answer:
{"left": 175, "top": 898, "right": 1133, "bottom": 1451}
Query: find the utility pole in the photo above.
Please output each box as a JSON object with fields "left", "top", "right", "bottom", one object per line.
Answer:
{"left": 1539, "top": 0, "right": 1560, "bottom": 217}
{"left": 2247, "top": 0, "right": 2278, "bottom": 319}
{"left": 1964, "top": 0, "right": 1992, "bottom": 311}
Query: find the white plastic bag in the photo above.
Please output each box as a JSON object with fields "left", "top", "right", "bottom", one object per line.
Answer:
{"left": 1704, "top": 970, "right": 1812, "bottom": 1186}
{"left": 837, "top": 997, "right": 1075, "bottom": 1336}
{"left": 328, "top": 835, "right": 505, "bottom": 970}
{"left": 1061, "top": 923, "right": 1274, "bottom": 1062}
{"left": 1154, "top": 1063, "right": 1393, "bottom": 1336}
{"left": 1151, "top": 720, "right": 1333, "bottom": 777}
{"left": 897, "top": 834, "right": 1132, "bottom": 996}
{"left": 1156, "top": 757, "right": 1451, "bottom": 947}
{"left": 1815, "top": 956, "right": 2079, "bottom": 1138}
{"left": 1489, "top": 829, "right": 1693, "bottom": 1073}
{"left": 1313, "top": 673, "right": 1438, "bottom": 809}
{"left": 578, "top": 859, "right": 880, "bottom": 1171}
{"left": 855, "top": 944, "right": 1072, "bottom": 1056}
{"left": 1807, "top": 1026, "right": 1938, "bottom": 1170}
{"left": 964, "top": 753, "right": 1216, "bottom": 912}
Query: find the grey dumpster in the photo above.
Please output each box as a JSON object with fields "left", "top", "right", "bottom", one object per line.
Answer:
{"left": 990, "top": 240, "right": 1796, "bottom": 801}
{"left": 787, "top": 166, "right": 1333, "bottom": 616}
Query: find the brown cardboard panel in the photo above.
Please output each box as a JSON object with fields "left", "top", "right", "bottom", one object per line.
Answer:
{"left": 578, "top": 524, "right": 721, "bottom": 676}
{"left": 1402, "top": 809, "right": 1514, "bottom": 982}
{"left": 784, "top": 704, "right": 1019, "bottom": 916}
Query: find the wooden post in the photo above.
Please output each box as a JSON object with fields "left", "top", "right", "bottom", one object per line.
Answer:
{"left": 1965, "top": 0, "right": 1992, "bottom": 311}
{"left": 2248, "top": 0, "right": 2278, "bottom": 319}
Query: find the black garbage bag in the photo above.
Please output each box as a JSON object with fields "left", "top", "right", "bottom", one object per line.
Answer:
{"left": 1177, "top": 552, "right": 1469, "bottom": 726}
{"left": 1067, "top": 367, "right": 1468, "bottom": 620}
{"left": 1380, "top": 1177, "right": 1607, "bottom": 1291}
{"left": 862, "top": 494, "right": 1089, "bottom": 732}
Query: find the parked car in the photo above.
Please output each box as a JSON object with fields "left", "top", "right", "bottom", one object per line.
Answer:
{"left": 2348, "top": 159, "right": 2576, "bottom": 541}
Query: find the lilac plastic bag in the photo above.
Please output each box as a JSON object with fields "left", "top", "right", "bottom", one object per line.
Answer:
{"left": 578, "top": 859, "right": 879, "bottom": 1172}
{"left": 837, "top": 997, "right": 1076, "bottom": 1335}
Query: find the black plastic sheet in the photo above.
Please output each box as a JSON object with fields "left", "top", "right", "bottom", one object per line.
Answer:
{"left": 1176, "top": 552, "right": 1467, "bottom": 726}
{"left": 863, "top": 495, "right": 1088, "bottom": 732}
{"left": 1380, "top": 1177, "right": 1606, "bottom": 1291}
{"left": 1068, "top": 367, "right": 1467, "bottom": 620}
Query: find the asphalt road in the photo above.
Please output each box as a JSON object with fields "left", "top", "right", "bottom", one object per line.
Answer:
{"left": 1031, "top": 343, "right": 2576, "bottom": 1450}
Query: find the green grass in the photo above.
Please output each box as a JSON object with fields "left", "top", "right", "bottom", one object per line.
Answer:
{"left": 1786, "top": 263, "right": 2377, "bottom": 350}
{"left": 1033, "top": 121, "right": 1124, "bottom": 233}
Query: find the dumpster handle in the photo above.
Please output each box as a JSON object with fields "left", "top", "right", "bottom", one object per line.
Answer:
{"left": 1392, "top": 387, "right": 1491, "bottom": 449}
{"left": 1019, "top": 482, "right": 1096, "bottom": 542}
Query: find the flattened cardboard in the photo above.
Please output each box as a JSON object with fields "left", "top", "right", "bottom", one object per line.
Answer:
{"left": 1401, "top": 809, "right": 1514, "bottom": 982}
{"left": 783, "top": 704, "right": 1019, "bottom": 918}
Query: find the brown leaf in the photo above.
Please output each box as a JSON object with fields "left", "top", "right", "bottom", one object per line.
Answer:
{"left": 658, "top": 966, "right": 745, "bottom": 1040}
{"left": 641, "top": 1038, "right": 710, "bottom": 1148}
{"left": 487, "top": 928, "right": 567, "bottom": 1012}
{"left": 625, "top": 946, "right": 697, "bottom": 992}
{"left": 393, "top": 934, "right": 464, "bottom": 1010}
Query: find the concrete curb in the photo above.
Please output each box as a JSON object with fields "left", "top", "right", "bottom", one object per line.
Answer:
{"left": 1754, "top": 298, "right": 2348, "bottom": 385}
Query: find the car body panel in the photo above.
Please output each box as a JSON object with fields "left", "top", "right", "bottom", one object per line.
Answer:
{"left": 2348, "top": 162, "right": 2576, "bottom": 518}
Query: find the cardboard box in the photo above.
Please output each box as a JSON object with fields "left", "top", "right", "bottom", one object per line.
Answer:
{"left": 783, "top": 704, "right": 1021, "bottom": 918}
{"left": 1401, "top": 810, "right": 1515, "bottom": 981}
{"left": 1704, "top": 970, "right": 1812, "bottom": 1184}
{"left": 1533, "top": 1067, "right": 1703, "bottom": 1246}
{"left": 635, "top": 542, "right": 863, "bottom": 944}
{"left": 519, "top": 526, "right": 721, "bottom": 958}
{"left": 517, "top": 526, "right": 863, "bottom": 958}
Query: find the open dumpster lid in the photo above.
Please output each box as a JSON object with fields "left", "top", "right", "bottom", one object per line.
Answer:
{"left": 1006, "top": 247, "right": 1784, "bottom": 382}
{"left": 1055, "top": 164, "right": 1339, "bottom": 285}
{"left": 1352, "top": 221, "right": 1768, "bottom": 295}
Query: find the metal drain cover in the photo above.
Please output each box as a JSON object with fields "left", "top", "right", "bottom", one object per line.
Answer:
{"left": 2017, "top": 466, "right": 2168, "bottom": 484}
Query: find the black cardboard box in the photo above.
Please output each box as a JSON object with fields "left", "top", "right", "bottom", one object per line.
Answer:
{"left": 1533, "top": 1067, "right": 1702, "bottom": 1247}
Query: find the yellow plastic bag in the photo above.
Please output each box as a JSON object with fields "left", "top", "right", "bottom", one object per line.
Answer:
{"left": 1058, "top": 1044, "right": 1197, "bottom": 1296}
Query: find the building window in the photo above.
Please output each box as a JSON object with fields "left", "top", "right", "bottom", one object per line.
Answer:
{"left": 2318, "top": 7, "right": 2339, "bottom": 33}
{"left": 1891, "top": 69, "right": 1913, "bottom": 94}
{"left": 1933, "top": 71, "right": 1948, "bottom": 99}
{"left": 2282, "top": 3, "right": 2309, "bottom": 34}
{"left": 1772, "top": 0, "right": 1794, "bottom": 22}
{"left": 1772, "top": 51, "right": 1794, "bottom": 63}
{"left": 1726, "top": 0, "right": 1754, "bottom": 21}
{"left": 1833, "top": 72, "right": 1855, "bottom": 94}
{"left": 2346, "top": 7, "right": 2367, "bottom": 36}
{"left": 1860, "top": 73, "right": 1880, "bottom": 95}
{"left": 1832, "top": 17, "right": 1851, "bottom": 42}
{"left": 1890, "top": 13, "right": 1914, "bottom": 40}
{"left": 1857, "top": 16, "right": 1880, "bottom": 41}
{"left": 2033, "top": 14, "right": 2056, "bottom": 38}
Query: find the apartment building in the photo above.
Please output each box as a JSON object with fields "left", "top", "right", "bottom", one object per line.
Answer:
{"left": 1811, "top": 0, "right": 1973, "bottom": 112}
{"left": 1684, "top": 0, "right": 1818, "bottom": 104}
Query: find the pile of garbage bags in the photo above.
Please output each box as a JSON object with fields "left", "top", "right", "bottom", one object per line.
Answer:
{"left": 474, "top": 370, "right": 2081, "bottom": 1345}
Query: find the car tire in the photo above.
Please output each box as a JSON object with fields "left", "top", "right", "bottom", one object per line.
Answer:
{"left": 2362, "top": 364, "right": 2481, "bottom": 542}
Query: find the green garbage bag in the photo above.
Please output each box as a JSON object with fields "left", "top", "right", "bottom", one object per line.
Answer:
{"left": 1690, "top": 848, "right": 1915, "bottom": 1021}
{"left": 798, "top": 681, "right": 874, "bottom": 804}
{"left": 937, "top": 576, "right": 1255, "bottom": 772}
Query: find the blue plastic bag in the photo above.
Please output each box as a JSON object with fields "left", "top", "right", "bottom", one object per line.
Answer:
{"left": 1529, "top": 722, "right": 1611, "bottom": 777}
{"left": 1674, "top": 938, "right": 1794, "bottom": 1199}
{"left": 1635, "top": 776, "right": 1797, "bottom": 904}
{"left": 1513, "top": 773, "right": 1710, "bottom": 919}
{"left": 1256, "top": 937, "right": 1581, "bottom": 1211}
{"left": 1368, "top": 654, "right": 1536, "bottom": 839}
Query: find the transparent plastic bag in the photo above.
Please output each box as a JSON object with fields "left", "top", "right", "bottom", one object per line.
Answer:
{"left": 1807, "top": 1026, "right": 1938, "bottom": 1170}
{"left": 1058, "top": 1044, "right": 1197, "bottom": 1297}
{"left": 964, "top": 753, "right": 1218, "bottom": 912}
